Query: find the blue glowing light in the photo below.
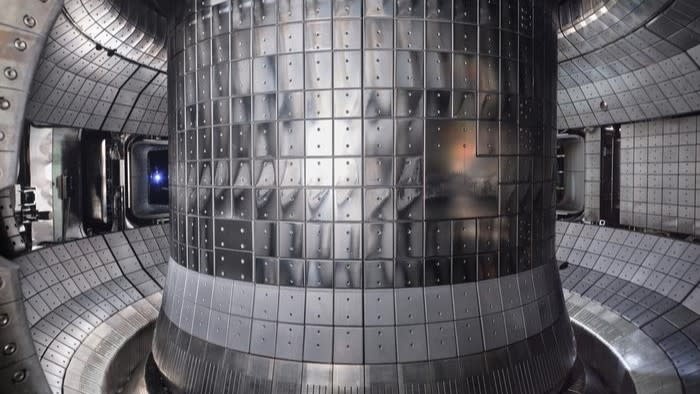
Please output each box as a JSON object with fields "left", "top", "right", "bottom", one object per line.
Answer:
{"left": 150, "top": 170, "right": 164, "bottom": 184}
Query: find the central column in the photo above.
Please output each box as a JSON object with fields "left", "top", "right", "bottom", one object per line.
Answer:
{"left": 153, "top": 0, "right": 576, "bottom": 392}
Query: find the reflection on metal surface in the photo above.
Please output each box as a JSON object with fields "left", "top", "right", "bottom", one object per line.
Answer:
{"left": 556, "top": 133, "right": 585, "bottom": 217}
{"left": 28, "top": 126, "right": 54, "bottom": 245}
{"left": 63, "top": 295, "right": 161, "bottom": 394}
{"left": 155, "top": 0, "right": 574, "bottom": 391}
{"left": 0, "top": 256, "right": 51, "bottom": 394}
{"left": 0, "top": 0, "right": 63, "bottom": 189}
{"left": 556, "top": 220, "right": 700, "bottom": 393}
{"left": 13, "top": 225, "right": 169, "bottom": 393}
{"left": 52, "top": 128, "right": 86, "bottom": 241}
{"left": 566, "top": 290, "right": 683, "bottom": 394}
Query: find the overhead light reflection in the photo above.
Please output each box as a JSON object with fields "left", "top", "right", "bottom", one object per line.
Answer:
{"left": 561, "top": 5, "right": 610, "bottom": 37}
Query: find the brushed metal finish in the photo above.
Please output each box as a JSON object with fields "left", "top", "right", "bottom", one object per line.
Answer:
{"left": 556, "top": 0, "right": 700, "bottom": 128}
{"left": 617, "top": 116, "right": 700, "bottom": 237}
{"left": 153, "top": 309, "right": 576, "bottom": 393}
{"left": 557, "top": 220, "right": 700, "bottom": 393}
{"left": 156, "top": 0, "right": 575, "bottom": 391}
{"left": 0, "top": 256, "right": 51, "bottom": 394}
{"left": 13, "top": 225, "right": 169, "bottom": 393}
{"left": 566, "top": 291, "right": 682, "bottom": 394}
{"left": 25, "top": 0, "right": 168, "bottom": 134}
{"left": 0, "top": 0, "right": 63, "bottom": 189}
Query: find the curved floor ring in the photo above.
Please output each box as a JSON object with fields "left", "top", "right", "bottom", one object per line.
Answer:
{"left": 14, "top": 232, "right": 691, "bottom": 394}
{"left": 57, "top": 289, "right": 685, "bottom": 393}
{"left": 148, "top": 312, "right": 575, "bottom": 393}
{"left": 12, "top": 222, "right": 697, "bottom": 394}
{"left": 565, "top": 290, "right": 682, "bottom": 394}
{"left": 63, "top": 294, "right": 161, "bottom": 394}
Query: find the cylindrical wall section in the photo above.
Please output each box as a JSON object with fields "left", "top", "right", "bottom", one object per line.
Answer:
{"left": 153, "top": 0, "right": 575, "bottom": 392}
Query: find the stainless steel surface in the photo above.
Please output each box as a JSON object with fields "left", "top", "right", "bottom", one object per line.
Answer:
{"left": 583, "top": 128, "right": 601, "bottom": 222}
{"left": 14, "top": 0, "right": 700, "bottom": 139}
{"left": 12, "top": 224, "right": 169, "bottom": 393}
{"left": 28, "top": 126, "right": 55, "bottom": 245}
{"left": 0, "top": 255, "right": 51, "bottom": 394}
{"left": 566, "top": 291, "right": 682, "bottom": 394}
{"left": 25, "top": 0, "right": 168, "bottom": 135}
{"left": 617, "top": 116, "right": 700, "bottom": 236}
{"left": 63, "top": 295, "right": 160, "bottom": 394}
{"left": 556, "top": 220, "right": 700, "bottom": 393}
{"left": 556, "top": 133, "right": 585, "bottom": 216}
{"left": 5, "top": 0, "right": 700, "bottom": 392}
{"left": 556, "top": 0, "right": 700, "bottom": 128}
{"left": 11, "top": 0, "right": 700, "bottom": 141}
{"left": 155, "top": 0, "right": 576, "bottom": 391}
{"left": 0, "top": 0, "right": 63, "bottom": 189}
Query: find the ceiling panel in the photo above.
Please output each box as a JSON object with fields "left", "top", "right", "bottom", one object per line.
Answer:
{"left": 27, "top": 0, "right": 167, "bottom": 136}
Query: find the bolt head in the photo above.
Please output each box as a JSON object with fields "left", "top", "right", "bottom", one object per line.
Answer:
{"left": 2, "top": 343, "right": 16, "bottom": 355}
{"left": 11, "top": 369, "right": 25, "bottom": 383}
{"left": 3, "top": 67, "right": 17, "bottom": 80}
{"left": 23, "top": 15, "right": 36, "bottom": 28}
{"left": 14, "top": 39, "right": 27, "bottom": 51}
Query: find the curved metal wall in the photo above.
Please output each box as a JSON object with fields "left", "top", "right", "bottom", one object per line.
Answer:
{"left": 26, "top": 0, "right": 169, "bottom": 135}
{"left": 0, "top": 0, "right": 63, "bottom": 189}
{"left": 153, "top": 0, "right": 576, "bottom": 392}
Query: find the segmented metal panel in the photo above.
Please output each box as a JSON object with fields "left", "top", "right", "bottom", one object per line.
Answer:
{"left": 557, "top": 220, "right": 700, "bottom": 393}
{"left": 10, "top": 224, "right": 168, "bottom": 394}
{"left": 556, "top": 0, "right": 700, "bottom": 128}
{"left": 24, "top": 0, "right": 169, "bottom": 134}
{"left": 157, "top": 0, "right": 575, "bottom": 391}
{"left": 617, "top": 116, "right": 700, "bottom": 237}
{"left": 0, "top": 0, "right": 63, "bottom": 189}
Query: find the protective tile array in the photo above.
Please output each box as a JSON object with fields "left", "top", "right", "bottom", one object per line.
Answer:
{"left": 618, "top": 115, "right": 700, "bottom": 236}
{"left": 168, "top": 0, "right": 560, "bottom": 291}
{"left": 63, "top": 0, "right": 168, "bottom": 71}
{"left": 161, "top": 259, "right": 565, "bottom": 364}
{"left": 63, "top": 294, "right": 161, "bottom": 394}
{"left": 557, "top": 0, "right": 670, "bottom": 62}
{"left": 14, "top": 225, "right": 168, "bottom": 394}
{"left": 0, "top": 0, "right": 62, "bottom": 188}
{"left": 556, "top": 221, "right": 700, "bottom": 392}
{"left": 556, "top": 0, "right": 700, "bottom": 129}
{"left": 22, "top": 0, "right": 700, "bottom": 135}
{"left": 566, "top": 291, "right": 683, "bottom": 394}
{"left": 25, "top": 2, "right": 168, "bottom": 135}
{"left": 21, "top": 0, "right": 700, "bottom": 135}
{"left": 157, "top": 0, "right": 575, "bottom": 390}
{"left": 152, "top": 308, "right": 575, "bottom": 393}
{"left": 583, "top": 128, "right": 601, "bottom": 221}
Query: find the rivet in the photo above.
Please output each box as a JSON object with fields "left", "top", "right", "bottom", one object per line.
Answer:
{"left": 4, "top": 68, "right": 17, "bottom": 80}
{"left": 0, "top": 98, "right": 10, "bottom": 110}
{"left": 11, "top": 369, "right": 25, "bottom": 383}
{"left": 14, "top": 39, "right": 27, "bottom": 51}
{"left": 3, "top": 343, "right": 16, "bottom": 355}
{"left": 23, "top": 15, "right": 36, "bottom": 28}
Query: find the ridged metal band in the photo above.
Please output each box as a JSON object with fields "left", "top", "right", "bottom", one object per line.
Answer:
{"left": 152, "top": 309, "right": 575, "bottom": 393}
{"left": 158, "top": 258, "right": 571, "bottom": 363}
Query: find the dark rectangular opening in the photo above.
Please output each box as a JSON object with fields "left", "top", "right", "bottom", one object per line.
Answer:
{"left": 147, "top": 150, "right": 169, "bottom": 205}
